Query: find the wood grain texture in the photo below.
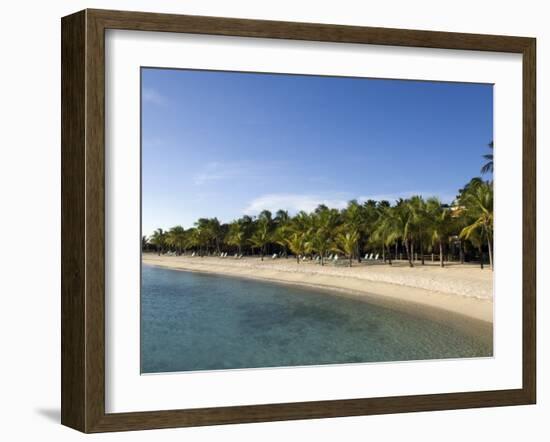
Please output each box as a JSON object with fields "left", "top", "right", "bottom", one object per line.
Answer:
{"left": 84, "top": 9, "right": 107, "bottom": 433}
{"left": 61, "top": 10, "right": 86, "bottom": 431}
{"left": 60, "top": 8, "right": 537, "bottom": 433}
{"left": 522, "top": 39, "right": 536, "bottom": 403}
{"left": 89, "top": 8, "right": 532, "bottom": 52}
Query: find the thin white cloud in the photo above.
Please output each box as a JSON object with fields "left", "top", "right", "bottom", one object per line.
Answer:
{"left": 142, "top": 88, "right": 166, "bottom": 105}
{"left": 244, "top": 193, "right": 349, "bottom": 215}
{"left": 193, "top": 161, "right": 246, "bottom": 185}
{"left": 193, "top": 161, "right": 283, "bottom": 186}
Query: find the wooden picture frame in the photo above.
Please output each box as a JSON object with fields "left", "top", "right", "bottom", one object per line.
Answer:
{"left": 61, "top": 8, "right": 536, "bottom": 433}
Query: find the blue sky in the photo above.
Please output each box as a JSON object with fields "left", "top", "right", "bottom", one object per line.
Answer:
{"left": 142, "top": 68, "right": 493, "bottom": 235}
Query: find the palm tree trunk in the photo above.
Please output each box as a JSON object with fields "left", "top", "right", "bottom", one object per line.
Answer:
{"left": 439, "top": 241, "right": 444, "bottom": 268}
{"left": 405, "top": 239, "right": 413, "bottom": 267}
{"left": 420, "top": 239, "right": 425, "bottom": 265}
{"left": 296, "top": 255, "right": 300, "bottom": 264}
{"left": 479, "top": 245, "right": 484, "bottom": 269}
{"left": 459, "top": 241, "right": 464, "bottom": 264}
{"left": 386, "top": 244, "right": 392, "bottom": 265}
{"left": 349, "top": 255, "right": 352, "bottom": 267}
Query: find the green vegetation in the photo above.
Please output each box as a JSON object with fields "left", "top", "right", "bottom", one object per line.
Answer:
{"left": 143, "top": 178, "right": 494, "bottom": 270}
{"left": 143, "top": 146, "right": 494, "bottom": 269}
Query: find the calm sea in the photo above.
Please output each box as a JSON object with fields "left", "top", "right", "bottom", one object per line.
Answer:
{"left": 141, "top": 264, "right": 492, "bottom": 373}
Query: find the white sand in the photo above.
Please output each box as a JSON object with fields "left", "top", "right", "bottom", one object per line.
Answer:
{"left": 142, "top": 254, "right": 493, "bottom": 323}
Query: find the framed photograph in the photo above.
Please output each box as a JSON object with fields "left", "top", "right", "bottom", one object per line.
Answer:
{"left": 61, "top": 9, "right": 536, "bottom": 433}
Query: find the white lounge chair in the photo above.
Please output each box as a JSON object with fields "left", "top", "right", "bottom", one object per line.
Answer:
{"left": 374, "top": 253, "right": 379, "bottom": 260}
{"left": 272, "top": 253, "right": 278, "bottom": 259}
{"left": 191, "top": 252, "right": 196, "bottom": 257}
{"left": 364, "top": 253, "right": 369, "bottom": 260}
{"left": 334, "top": 255, "right": 339, "bottom": 261}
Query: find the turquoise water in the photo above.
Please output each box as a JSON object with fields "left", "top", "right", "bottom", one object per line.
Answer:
{"left": 141, "top": 264, "right": 492, "bottom": 373}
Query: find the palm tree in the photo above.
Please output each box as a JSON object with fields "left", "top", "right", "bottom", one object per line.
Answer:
{"left": 208, "top": 218, "right": 223, "bottom": 254}
{"left": 153, "top": 156, "right": 494, "bottom": 269}
{"left": 272, "top": 223, "right": 291, "bottom": 258}
{"left": 459, "top": 180, "right": 493, "bottom": 270}
{"left": 393, "top": 200, "right": 414, "bottom": 267}
{"left": 371, "top": 204, "right": 399, "bottom": 265}
{"left": 249, "top": 219, "right": 270, "bottom": 260}
{"left": 342, "top": 200, "right": 368, "bottom": 262}
{"left": 273, "top": 210, "right": 291, "bottom": 257}
{"left": 225, "top": 221, "right": 247, "bottom": 255}
{"left": 149, "top": 228, "right": 167, "bottom": 255}
{"left": 190, "top": 221, "right": 212, "bottom": 256}
{"left": 274, "top": 209, "right": 289, "bottom": 225}
{"left": 464, "top": 227, "right": 485, "bottom": 269}
{"left": 310, "top": 206, "right": 339, "bottom": 265}
{"left": 183, "top": 227, "right": 199, "bottom": 254}
{"left": 481, "top": 141, "right": 494, "bottom": 175}
{"left": 166, "top": 225, "right": 186, "bottom": 255}
{"left": 333, "top": 229, "right": 359, "bottom": 267}
{"left": 426, "top": 198, "right": 451, "bottom": 267}
{"left": 194, "top": 218, "right": 211, "bottom": 254}
{"left": 285, "top": 231, "right": 309, "bottom": 264}
{"left": 407, "top": 196, "right": 430, "bottom": 265}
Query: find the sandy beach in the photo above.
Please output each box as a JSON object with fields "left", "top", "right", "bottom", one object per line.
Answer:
{"left": 142, "top": 254, "right": 493, "bottom": 324}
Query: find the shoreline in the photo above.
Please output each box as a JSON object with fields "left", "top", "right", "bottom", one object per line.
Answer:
{"left": 142, "top": 254, "right": 493, "bottom": 326}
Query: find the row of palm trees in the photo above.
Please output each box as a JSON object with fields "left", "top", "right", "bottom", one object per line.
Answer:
{"left": 144, "top": 177, "right": 494, "bottom": 270}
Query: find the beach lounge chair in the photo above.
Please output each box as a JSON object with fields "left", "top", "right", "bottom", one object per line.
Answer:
{"left": 191, "top": 252, "right": 195, "bottom": 257}
{"left": 334, "top": 255, "right": 339, "bottom": 261}
{"left": 272, "top": 253, "right": 278, "bottom": 259}
{"left": 364, "top": 253, "right": 369, "bottom": 260}
{"left": 234, "top": 253, "right": 238, "bottom": 258}
{"left": 374, "top": 253, "right": 379, "bottom": 260}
